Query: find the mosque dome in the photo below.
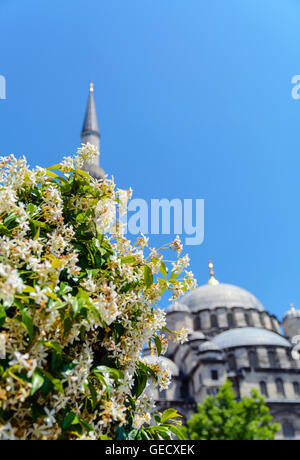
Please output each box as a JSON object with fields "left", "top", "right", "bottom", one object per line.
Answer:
{"left": 283, "top": 303, "right": 300, "bottom": 321}
{"left": 188, "top": 331, "right": 206, "bottom": 342}
{"left": 166, "top": 303, "right": 189, "bottom": 314}
{"left": 211, "top": 327, "right": 291, "bottom": 349}
{"left": 198, "top": 341, "right": 222, "bottom": 353}
{"left": 180, "top": 259, "right": 264, "bottom": 312}
{"left": 181, "top": 283, "right": 264, "bottom": 312}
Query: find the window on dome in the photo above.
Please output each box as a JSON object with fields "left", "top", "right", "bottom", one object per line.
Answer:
{"left": 227, "top": 312, "right": 235, "bottom": 328}
{"left": 283, "top": 422, "right": 295, "bottom": 439}
{"left": 275, "top": 378, "right": 285, "bottom": 396}
{"left": 180, "top": 382, "right": 189, "bottom": 399}
{"left": 194, "top": 315, "right": 201, "bottom": 330}
{"left": 268, "top": 349, "right": 279, "bottom": 368}
{"left": 210, "top": 369, "right": 219, "bottom": 381}
{"left": 244, "top": 313, "right": 253, "bottom": 327}
{"left": 271, "top": 317, "right": 278, "bottom": 332}
{"left": 159, "top": 389, "right": 166, "bottom": 400}
{"left": 248, "top": 350, "right": 259, "bottom": 368}
{"left": 260, "top": 314, "right": 266, "bottom": 327}
{"left": 286, "top": 349, "right": 293, "bottom": 361}
{"left": 210, "top": 314, "right": 218, "bottom": 328}
{"left": 259, "top": 381, "right": 268, "bottom": 397}
{"left": 228, "top": 354, "right": 237, "bottom": 371}
{"left": 293, "top": 382, "right": 300, "bottom": 397}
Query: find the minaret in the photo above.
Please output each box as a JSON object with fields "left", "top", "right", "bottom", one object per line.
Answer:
{"left": 81, "top": 82, "right": 105, "bottom": 180}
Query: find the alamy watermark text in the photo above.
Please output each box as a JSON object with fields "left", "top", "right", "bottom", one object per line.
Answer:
{"left": 291, "top": 75, "right": 300, "bottom": 100}
{"left": 0, "top": 75, "right": 6, "bottom": 99}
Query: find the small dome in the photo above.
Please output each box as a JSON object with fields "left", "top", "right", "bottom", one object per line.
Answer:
{"left": 166, "top": 303, "right": 189, "bottom": 314}
{"left": 181, "top": 283, "right": 264, "bottom": 312}
{"left": 211, "top": 327, "right": 291, "bottom": 349}
{"left": 283, "top": 304, "right": 300, "bottom": 321}
{"left": 283, "top": 310, "right": 300, "bottom": 320}
{"left": 188, "top": 331, "right": 206, "bottom": 342}
{"left": 142, "top": 355, "right": 179, "bottom": 376}
{"left": 198, "top": 341, "right": 222, "bottom": 353}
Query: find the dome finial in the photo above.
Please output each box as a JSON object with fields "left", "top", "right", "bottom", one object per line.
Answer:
{"left": 290, "top": 302, "right": 295, "bottom": 311}
{"left": 89, "top": 82, "right": 94, "bottom": 92}
{"left": 208, "top": 259, "right": 219, "bottom": 285}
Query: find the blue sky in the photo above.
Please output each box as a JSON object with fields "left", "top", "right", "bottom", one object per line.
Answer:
{"left": 0, "top": 0, "right": 300, "bottom": 320}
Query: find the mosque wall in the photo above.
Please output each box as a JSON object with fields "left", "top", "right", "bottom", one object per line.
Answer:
{"left": 269, "top": 404, "right": 300, "bottom": 440}
{"left": 282, "top": 317, "right": 300, "bottom": 339}
{"left": 162, "top": 270, "right": 300, "bottom": 439}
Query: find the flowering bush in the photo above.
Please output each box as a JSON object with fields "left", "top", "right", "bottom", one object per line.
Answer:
{"left": 0, "top": 145, "right": 196, "bottom": 440}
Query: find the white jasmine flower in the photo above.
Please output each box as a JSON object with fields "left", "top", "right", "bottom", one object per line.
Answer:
{"left": 44, "top": 408, "right": 56, "bottom": 428}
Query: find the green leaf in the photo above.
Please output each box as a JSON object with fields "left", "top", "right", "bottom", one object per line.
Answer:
{"left": 80, "top": 325, "right": 86, "bottom": 341}
{"left": 161, "top": 326, "right": 174, "bottom": 334}
{"left": 154, "top": 414, "right": 161, "bottom": 424}
{"left": 140, "top": 429, "right": 151, "bottom": 440}
{"left": 88, "top": 382, "right": 98, "bottom": 411}
{"left": 75, "top": 168, "right": 92, "bottom": 179}
{"left": 45, "top": 169, "right": 60, "bottom": 179}
{"left": 70, "top": 297, "right": 80, "bottom": 315}
{"left": 22, "top": 285, "right": 35, "bottom": 293}
{"left": 31, "top": 370, "right": 45, "bottom": 396}
{"left": 26, "top": 203, "right": 38, "bottom": 217}
{"left": 153, "top": 335, "right": 162, "bottom": 356}
{"left": 42, "top": 341, "right": 62, "bottom": 355}
{"left": 137, "top": 361, "right": 157, "bottom": 381}
{"left": 128, "top": 395, "right": 136, "bottom": 411}
{"left": 76, "top": 212, "right": 86, "bottom": 224}
{"left": 79, "top": 417, "right": 93, "bottom": 433}
{"left": 50, "top": 257, "right": 63, "bottom": 269}
{"left": 93, "top": 366, "right": 124, "bottom": 381}
{"left": 4, "top": 212, "right": 16, "bottom": 226}
{"left": 166, "top": 424, "right": 186, "bottom": 440}
{"left": 63, "top": 317, "right": 72, "bottom": 336}
{"left": 77, "top": 288, "right": 91, "bottom": 304}
{"left": 111, "top": 323, "right": 125, "bottom": 343}
{"left": 57, "top": 282, "right": 73, "bottom": 296}
{"left": 62, "top": 412, "right": 80, "bottom": 430}
{"left": 121, "top": 256, "right": 137, "bottom": 265}
{"left": 149, "top": 425, "right": 172, "bottom": 440}
{"left": 33, "top": 224, "right": 40, "bottom": 240}
{"left": 41, "top": 370, "right": 64, "bottom": 394}
{"left": 47, "top": 164, "right": 63, "bottom": 171}
{"left": 160, "top": 262, "right": 168, "bottom": 279}
{"left": 157, "top": 277, "right": 168, "bottom": 294}
{"left": 44, "top": 290, "right": 60, "bottom": 301}
{"left": 99, "top": 434, "right": 112, "bottom": 440}
{"left": 132, "top": 369, "right": 148, "bottom": 398}
{"left": 127, "top": 429, "right": 139, "bottom": 440}
{"left": 0, "top": 224, "right": 10, "bottom": 236}
{"left": 21, "top": 311, "right": 34, "bottom": 340}
{"left": 144, "top": 265, "right": 153, "bottom": 288}
{"left": 169, "top": 270, "right": 179, "bottom": 282}
{"left": 0, "top": 307, "right": 6, "bottom": 327}
{"left": 161, "top": 408, "right": 182, "bottom": 424}
{"left": 93, "top": 372, "right": 111, "bottom": 396}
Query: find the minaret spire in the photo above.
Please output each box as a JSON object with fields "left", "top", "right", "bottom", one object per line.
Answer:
{"left": 81, "top": 82, "right": 104, "bottom": 179}
{"left": 208, "top": 259, "right": 219, "bottom": 285}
